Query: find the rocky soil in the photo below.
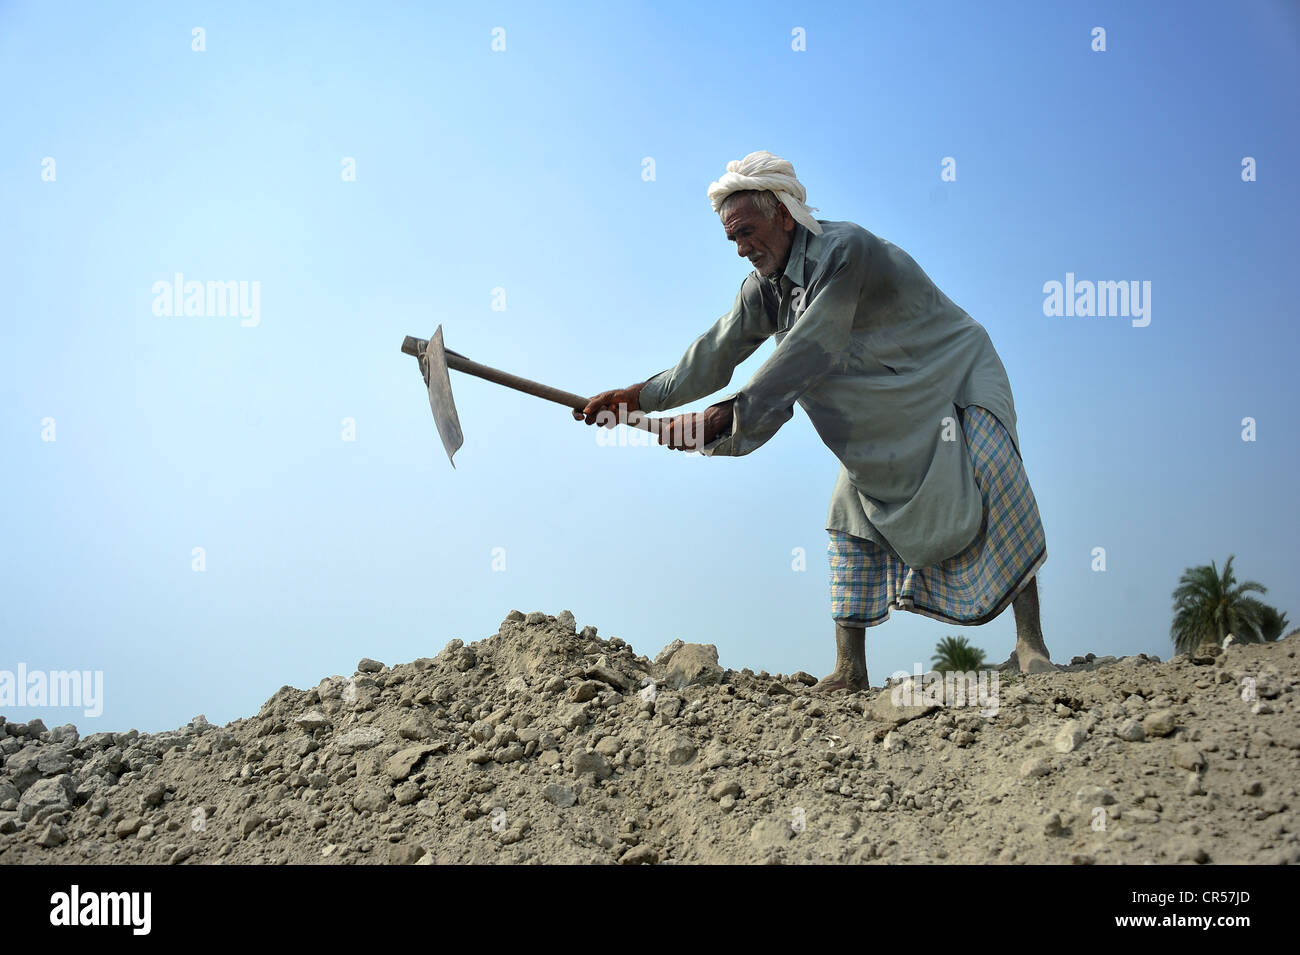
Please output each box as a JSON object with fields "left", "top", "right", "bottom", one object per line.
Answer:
{"left": 2, "top": 610, "right": 1297, "bottom": 864}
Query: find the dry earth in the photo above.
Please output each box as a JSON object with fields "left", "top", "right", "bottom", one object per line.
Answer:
{"left": 2, "top": 610, "right": 1297, "bottom": 864}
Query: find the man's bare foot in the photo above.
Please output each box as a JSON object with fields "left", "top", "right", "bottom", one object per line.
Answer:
{"left": 812, "top": 669, "right": 870, "bottom": 693}
{"left": 812, "top": 623, "right": 870, "bottom": 693}
{"left": 1011, "top": 577, "right": 1055, "bottom": 674}
{"left": 1015, "top": 642, "right": 1056, "bottom": 674}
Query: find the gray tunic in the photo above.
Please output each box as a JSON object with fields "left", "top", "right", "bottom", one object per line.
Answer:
{"left": 636, "top": 219, "right": 1022, "bottom": 568}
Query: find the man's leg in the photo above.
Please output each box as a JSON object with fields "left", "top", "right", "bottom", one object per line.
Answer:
{"left": 1011, "top": 576, "right": 1054, "bottom": 673}
{"left": 812, "top": 623, "right": 869, "bottom": 692}
{"left": 817, "top": 529, "right": 873, "bottom": 693}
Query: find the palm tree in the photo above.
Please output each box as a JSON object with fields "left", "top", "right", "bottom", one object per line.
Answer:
{"left": 1239, "top": 599, "right": 1290, "bottom": 643}
{"left": 932, "top": 636, "right": 986, "bottom": 672}
{"left": 1170, "top": 555, "right": 1268, "bottom": 655}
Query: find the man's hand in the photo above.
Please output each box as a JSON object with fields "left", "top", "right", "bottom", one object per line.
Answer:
{"left": 660, "top": 401, "right": 734, "bottom": 451}
{"left": 573, "top": 383, "right": 644, "bottom": 427}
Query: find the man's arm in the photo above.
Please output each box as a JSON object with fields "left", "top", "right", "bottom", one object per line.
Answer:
{"left": 701, "top": 238, "right": 869, "bottom": 457}
{"left": 636, "top": 273, "right": 775, "bottom": 413}
{"left": 575, "top": 273, "right": 774, "bottom": 428}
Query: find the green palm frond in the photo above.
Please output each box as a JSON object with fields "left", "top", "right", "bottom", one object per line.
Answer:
{"left": 931, "top": 635, "right": 987, "bottom": 672}
{"left": 1170, "top": 555, "right": 1269, "bottom": 655}
{"left": 1240, "top": 598, "right": 1290, "bottom": 643}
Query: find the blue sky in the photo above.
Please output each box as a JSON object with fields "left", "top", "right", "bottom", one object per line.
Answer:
{"left": 2, "top": 1, "right": 1297, "bottom": 732}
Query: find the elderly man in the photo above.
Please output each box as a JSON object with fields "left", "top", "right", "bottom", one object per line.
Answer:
{"left": 575, "top": 150, "right": 1053, "bottom": 690}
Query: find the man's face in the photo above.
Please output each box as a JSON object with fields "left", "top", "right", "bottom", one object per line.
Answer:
{"left": 722, "top": 196, "right": 796, "bottom": 278}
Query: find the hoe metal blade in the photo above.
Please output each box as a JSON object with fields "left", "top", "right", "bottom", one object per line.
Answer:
{"left": 420, "top": 325, "right": 464, "bottom": 467}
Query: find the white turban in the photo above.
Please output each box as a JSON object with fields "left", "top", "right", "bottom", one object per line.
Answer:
{"left": 707, "top": 150, "right": 823, "bottom": 235}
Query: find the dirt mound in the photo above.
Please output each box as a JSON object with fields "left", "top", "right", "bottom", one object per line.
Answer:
{"left": 2, "top": 611, "right": 1297, "bottom": 864}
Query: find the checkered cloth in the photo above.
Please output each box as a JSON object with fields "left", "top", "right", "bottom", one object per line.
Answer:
{"left": 828, "top": 405, "right": 1046, "bottom": 627}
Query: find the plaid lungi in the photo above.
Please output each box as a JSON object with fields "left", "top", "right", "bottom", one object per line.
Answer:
{"left": 828, "top": 405, "right": 1046, "bottom": 628}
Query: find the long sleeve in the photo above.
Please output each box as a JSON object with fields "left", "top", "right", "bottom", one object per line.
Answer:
{"left": 703, "top": 236, "right": 869, "bottom": 457}
{"left": 637, "top": 273, "right": 775, "bottom": 413}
